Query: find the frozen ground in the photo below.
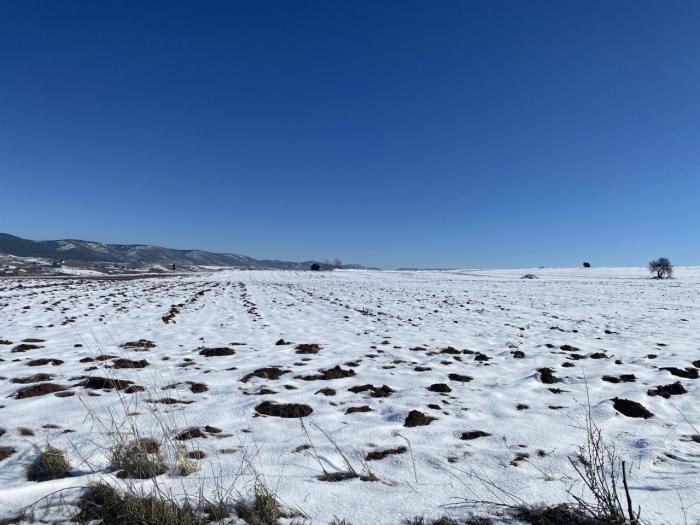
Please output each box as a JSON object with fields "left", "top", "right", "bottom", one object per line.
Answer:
{"left": 0, "top": 267, "right": 698, "bottom": 524}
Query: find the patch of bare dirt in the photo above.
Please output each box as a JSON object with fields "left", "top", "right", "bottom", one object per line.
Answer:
{"left": 241, "top": 367, "right": 289, "bottom": 382}
{"left": 348, "top": 384, "right": 395, "bottom": 397}
{"left": 404, "top": 410, "right": 436, "bottom": 427}
{"left": 365, "top": 446, "right": 407, "bottom": 461}
{"left": 14, "top": 383, "right": 68, "bottom": 398}
{"left": 612, "top": 398, "right": 653, "bottom": 418}
{"left": 255, "top": 401, "right": 313, "bottom": 418}
{"left": 647, "top": 382, "right": 687, "bottom": 398}
{"left": 199, "top": 347, "right": 235, "bottom": 357}
{"left": 295, "top": 343, "right": 321, "bottom": 354}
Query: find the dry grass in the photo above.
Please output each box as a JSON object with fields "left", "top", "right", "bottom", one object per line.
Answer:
{"left": 235, "top": 481, "right": 282, "bottom": 525}
{"left": 75, "top": 482, "right": 206, "bottom": 525}
{"left": 328, "top": 518, "right": 353, "bottom": 525}
{"left": 109, "top": 439, "right": 167, "bottom": 479}
{"left": 26, "top": 445, "right": 71, "bottom": 482}
{"left": 513, "top": 503, "right": 593, "bottom": 524}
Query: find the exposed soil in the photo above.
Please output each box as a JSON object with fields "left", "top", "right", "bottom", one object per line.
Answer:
{"left": 647, "top": 382, "right": 687, "bottom": 398}
{"left": 404, "top": 410, "right": 436, "bottom": 427}
{"left": 365, "top": 446, "right": 407, "bottom": 461}
{"left": 199, "top": 347, "right": 235, "bottom": 357}
{"left": 14, "top": 383, "right": 68, "bottom": 398}
{"left": 255, "top": 401, "right": 313, "bottom": 418}
{"left": 612, "top": 398, "right": 653, "bottom": 418}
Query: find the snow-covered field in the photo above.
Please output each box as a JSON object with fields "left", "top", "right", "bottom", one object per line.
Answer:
{"left": 0, "top": 268, "right": 698, "bottom": 524}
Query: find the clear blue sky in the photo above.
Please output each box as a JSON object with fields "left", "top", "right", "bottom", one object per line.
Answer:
{"left": 1, "top": 1, "right": 698, "bottom": 269}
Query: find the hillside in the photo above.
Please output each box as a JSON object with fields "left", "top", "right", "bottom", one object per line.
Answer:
{"left": 0, "top": 233, "right": 366, "bottom": 273}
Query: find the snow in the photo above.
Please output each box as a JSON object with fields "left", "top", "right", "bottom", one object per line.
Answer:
{"left": 54, "top": 266, "right": 106, "bottom": 276}
{"left": 0, "top": 267, "right": 698, "bottom": 523}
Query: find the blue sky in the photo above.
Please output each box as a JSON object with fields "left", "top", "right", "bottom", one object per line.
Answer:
{"left": 1, "top": 1, "right": 698, "bottom": 269}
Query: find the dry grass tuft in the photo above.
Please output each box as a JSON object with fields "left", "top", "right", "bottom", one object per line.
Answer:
{"left": 235, "top": 481, "right": 281, "bottom": 525}
{"left": 26, "top": 445, "right": 71, "bottom": 482}
{"left": 75, "top": 482, "right": 206, "bottom": 525}
{"left": 109, "top": 439, "right": 167, "bottom": 479}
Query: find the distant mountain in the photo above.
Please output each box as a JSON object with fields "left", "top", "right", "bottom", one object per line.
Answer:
{"left": 0, "top": 233, "right": 367, "bottom": 271}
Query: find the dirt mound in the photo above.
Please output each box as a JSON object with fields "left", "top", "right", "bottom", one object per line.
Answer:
{"left": 427, "top": 383, "right": 452, "bottom": 393}
{"left": 602, "top": 374, "right": 636, "bottom": 383}
{"left": 448, "top": 373, "right": 472, "bottom": 382}
{"left": 77, "top": 376, "right": 134, "bottom": 390}
{"left": 11, "top": 343, "right": 43, "bottom": 353}
{"left": 560, "top": 345, "right": 580, "bottom": 352}
{"left": 199, "top": 347, "right": 235, "bottom": 357}
{"left": 295, "top": 343, "right": 321, "bottom": 354}
{"left": 190, "top": 382, "right": 208, "bottom": 393}
{"left": 120, "top": 339, "right": 156, "bottom": 349}
{"left": 346, "top": 405, "right": 372, "bottom": 414}
{"left": 315, "top": 388, "right": 336, "bottom": 396}
{"left": 255, "top": 401, "right": 313, "bottom": 418}
{"left": 537, "top": 368, "right": 557, "bottom": 384}
{"left": 241, "top": 367, "right": 289, "bottom": 382}
{"left": 647, "top": 382, "right": 687, "bottom": 398}
{"left": 11, "top": 373, "right": 54, "bottom": 384}
{"left": 175, "top": 427, "right": 207, "bottom": 440}
{"left": 299, "top": 365, "right": 356, "bottom": 381}
{"left": 661, "top": 367, "right": 698, "bottom": 379}
{"left": 460, "top": 430, "right": 491, "bottom": 440}
{"left": 404, "top": 410, "right": 436, "bottom": 427}
{"left": 348, "top": 384, "right": 395, "bottom": 397}
{"left": 612, "top": 398, "right": 653, "bottom": 418}
{"left": 111, "top": 358, "right": 149, "bottom": 369}
{"left": 15, "top": 383, "right": 68, "bottom": 398}
{"left": 365, "top": 446, "right": 407, "bottom": 461}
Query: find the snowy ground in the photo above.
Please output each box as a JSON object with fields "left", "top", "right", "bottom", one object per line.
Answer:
{"left": 0, "top": 267, "right": 698, "bottom": 524}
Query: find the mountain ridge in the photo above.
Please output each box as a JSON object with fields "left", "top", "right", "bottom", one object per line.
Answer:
{"left": 0, "top": 233, "right": 367, "bottom": 271}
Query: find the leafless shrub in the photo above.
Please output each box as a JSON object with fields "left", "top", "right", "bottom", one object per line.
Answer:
{"left": 566, "top": 395, "right": 639, "bottom": 524}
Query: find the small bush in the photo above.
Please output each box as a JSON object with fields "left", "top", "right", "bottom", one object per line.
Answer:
{"left": 648, "top": 257, "right": 672, "bottom": 279}
{"left": 109, "top": 439, "right": 167, "bottom": 479}
{"left": 582, "top": 262, "right": 591, "bottom": 268}
{"left": 75, "top": 482, "right": 205, "bottom": 525}
{"left": 26, "top": 445, "right": 70, "bottom": 482}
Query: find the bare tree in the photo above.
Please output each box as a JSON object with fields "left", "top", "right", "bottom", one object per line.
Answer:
{"left": 333, "top": 258, "right": 342, "bottom": 268}
{"left": 648, "top": 257, "right": 672, "bottom": 279}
